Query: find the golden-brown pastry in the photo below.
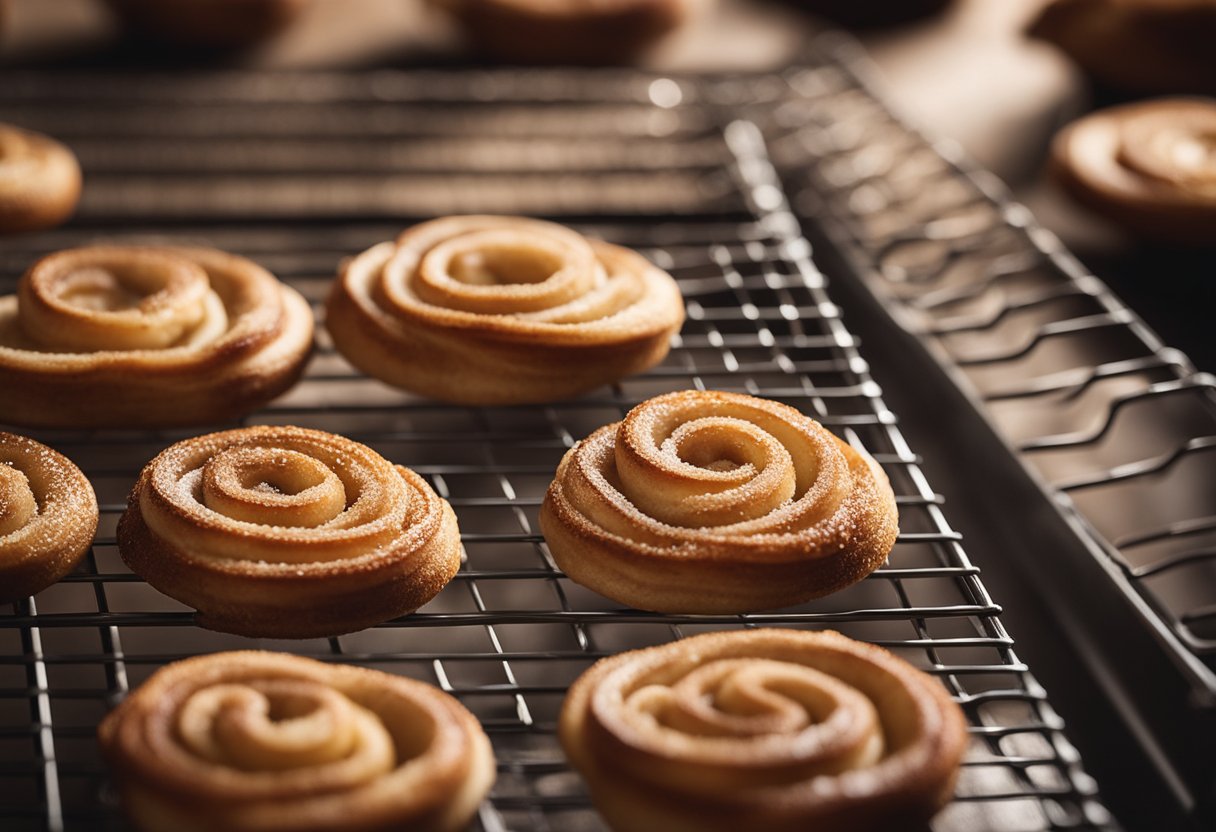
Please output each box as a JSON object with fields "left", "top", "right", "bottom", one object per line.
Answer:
{"left": 1051, "top": 98, "right": 1216, "bottom": 244}
{"left": 0, "top": 432, "right": 98, "bottom": 604}
{"left": 1029, "top": 0, "right": 1216, "bottom": 95}
{"left": 104, "top": 0, "right": 309, "bottom": 50}
{"left": 99, "top": 651, "right": 495, "bottom": 832}
{"left": 0, "top": 245, "right": 313, "bottom": 428}
{"left": 436, "top": 0, "right": 692, "bottom": 65}
{"left": 326, "top": 216, "right": 684, "bottom": 405}
{"left": 0, "top": 124, "right": 82, "bottom": 235}
{"left": 539, "top": 390, "right": 899, "bottom": 613}
{"left": 117, "top": 426, "right": 461, "bottom": 638}
{"left": 560, "top": 628, "right": 968, "bottom": 832}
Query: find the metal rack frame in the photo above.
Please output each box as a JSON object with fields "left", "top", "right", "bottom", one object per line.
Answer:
{"left": 0, "top": 62, "right": 1110, "bottom": 830}
{"left": 760, "top": 32, "right": 1216, "bottom": 701}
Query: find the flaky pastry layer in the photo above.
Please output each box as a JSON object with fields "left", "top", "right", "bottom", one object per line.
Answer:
{"left": 326, "top": 215, "right": 684, "bottom": 405}
{"left": 560, "top": 628, "right": 967, "bottom": 832}
{"left": 99, "top": 651, "right": 495, "bottom": 832}
{"left": 0, "top": 245, "right": 314, "bottom": 427}
{"left": 117, "top": 426, "right": 461, "bottom": 638}
{"left": 540, "top": 390, "right": 899, "bottom": 613}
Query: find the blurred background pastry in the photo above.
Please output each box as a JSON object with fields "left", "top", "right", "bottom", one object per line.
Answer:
{"left": 102, "top": 0, "right": 310, "bottom": 50}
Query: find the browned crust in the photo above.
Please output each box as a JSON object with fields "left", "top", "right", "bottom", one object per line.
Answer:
{"left": 1049, "top": 98, "right": 1216, "bottom": 245}
{"left": 0, "top": 125, "right": 82, "bottom": 235}
{"left": 116, "top": 426, "right": 462, "bottom": 639}
{"left": 0, "top": 246, "right": 315, "bottom": 428}
{"left": 539, "top": 391, "right": 900, "bottom": 614}
{"left": 0, "top": 432, "right": 99, "bottom": 603}
{"left": 559, "top": 629, "right": 968, "bottom": 832}
{"left": 98, "top": 651, "right": 495, "bottom": 832}
{"left": 439, "top": 0, "right": 691, "bottom": 65}
{"left": 103, "top": 0, "right": 309, "bottom": 50}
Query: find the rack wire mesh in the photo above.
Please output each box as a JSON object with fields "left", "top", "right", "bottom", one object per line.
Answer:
{"left": 0, "top": 59, "right": 1111, "bottom": 831}
{"left": 759, "top": 33, "right": 1216, "bottom": 701}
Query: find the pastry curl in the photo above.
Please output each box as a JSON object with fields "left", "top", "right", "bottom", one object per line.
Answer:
{"left": 560, "top": 628, "right": 967, "bottom": 832}
{"left": 99, "top": 651, "right": 495, "bottom": 832}
{"left": 539, "top": 390, "right": 898, "bottom": 613}
{"left": 326, "top": 216, "right": 684, "bottom": 405}
{"left": 117, "top": 426, "right": 461, "bottom": 638}
{"left": 0, "top": 432, "right": 98, "bottom": 603}
{"left": 436, "top": 0, "right": 693, "bottom": 65}
{"left": 0, "top": 124, "right": 81, "bottom": 235}
{"left": 0, "top": 245, "right": 314, "bottom": 428}
{"left": 1051, "top": 98, "right": 1216, "bottom": 244}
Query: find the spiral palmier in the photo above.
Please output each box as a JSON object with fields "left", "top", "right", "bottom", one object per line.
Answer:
{"left": 0, "top": 432, "right": 98, "bottom": 603}
{"left": 1051, "top": 98, "right": 1216, "bottom": 244}
{"left": 0, "top": 245, "right": 314, "bottom": 427}
{"left": 0, "top": 124, "right": 81, "bottom": 234}
{"left": 99, "top": 651, "right": 495, "bottom": 832}
{"left": 436, "top": 0, "right": 693, "bottom": 65}
{"left": 539, "top": 391, "right": 899, "bottom": 613}
{"left": 117, "top": 426, "right": 461, "bottom": 638}
{"left": 326, "top": 216, "right": 684, "bottom": 405}
{"left": 560, "top": 629, "right": 967, "bottom": 832}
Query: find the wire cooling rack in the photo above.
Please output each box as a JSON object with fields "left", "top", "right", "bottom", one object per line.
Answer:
{"left": 0, "top": 63, "right": 1112, "bottom": 831}
{"left": 760, "top": 32, "right": 1216, "bottom": 701}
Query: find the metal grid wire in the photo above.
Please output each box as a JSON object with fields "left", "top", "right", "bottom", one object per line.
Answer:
{"left": 0, "top": 63, "right": 1111, "bottom": 831}
{"left": 760, "top": 33, "right": 1216, "bottom": 700}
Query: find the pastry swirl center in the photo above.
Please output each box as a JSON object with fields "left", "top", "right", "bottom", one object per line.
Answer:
{"left": 201, "top": 447, "right": 347, "bottom": 529}
{"left": 1120, "top": 109, "right": 1216, "bottom": 195}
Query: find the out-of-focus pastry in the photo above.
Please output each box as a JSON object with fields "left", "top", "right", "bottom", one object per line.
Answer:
{"left": 117, "top": 426, "right": 462, "bottom": 638}
{"left": 780, "top": 0, "right": 953, "bottom": 29}
{"left": 435, "top": 0, "right": 693, "bottom": 65}
{"left": 99, "top": 651, "right": 495, "bottom": 832}
{"left": 0, "top": 245, "right": 314, "bottom": 428}
{"left": 326, "top": 215, "right": 684, "bottom": 405}
{"left": 0, "top": 432, "right": 98, "bottom": 604}
{"left": 540, "top": 390, "right": 899, "bottom": 613}
{"left": 560, "top": 628, "right": 968, "bottom": 832}
{"left": 1051, "top": 97, "right": 1216, "bottom": 244}
{"left": 1029, "top": 0, "right": 1216, "bottom": 95}
{"left": 0, "top": 124, "right": 82, "bottom": 235}
{"left": 103, "top": 0, "right": 309, "bottom": 50}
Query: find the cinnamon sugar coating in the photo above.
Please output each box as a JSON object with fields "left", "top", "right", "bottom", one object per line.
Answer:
{"left": 540, "top": 390, "right": 899, "bottom": 613}
{"left": 117, "top": 426, "right": 461, "bottom": 638}
{"left": 99, "top": 651, "right": 495, "bottom": 832}
{"left": 326, "top": 216, "right": 684, "bottom": 405}
{"left": 560, "top": 629, "right": 967, "bottom": 832}
{"left": 0, "top": 245, "right": 314, "bottom": 427}
{"left": 0, "top": 124, "right": 81, "bottom": 234}
{"left": 0, "top": 432, "right": 98, "bottom": 603}
{"left": 1051, "top": 98, "right": 1216, "bottom": 244}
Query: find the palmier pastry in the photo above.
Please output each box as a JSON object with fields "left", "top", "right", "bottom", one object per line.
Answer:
{"left": 1051, "top": 98, "right": 1216, "bottom": 244}
{"left": 117, "top": 426, "right": 461, "bottom": 638}
{"left": 781, "top": 0, "right": 953, "bottom": 29}
{"left": 1029, "top": 0, "right": 1216, "bottom": 95}
{"left": 326, "top": 216, "right": 684, "bottom": 405}
{"left": 99, "top": 651, "right": 495, "bottom": 832}
{"left": 560, "top": 628, "right": 968, "bottom": 832}
{"left": 104, "top": 0, "right": 309, "bottom": 50}
{"left": 436, "top": 0, "right": 692, "bottom": 65}
{"left": 0, "top": 432, "right": 98, "bottom": 604}
{"left": 0, "top": 245, "right": 313, "bottom": 428}
{"left": 540, "top": 390, "right": 899, "bottom": 613}
{"left": 0, "top": 124, "right": 82, "bottom": 235}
